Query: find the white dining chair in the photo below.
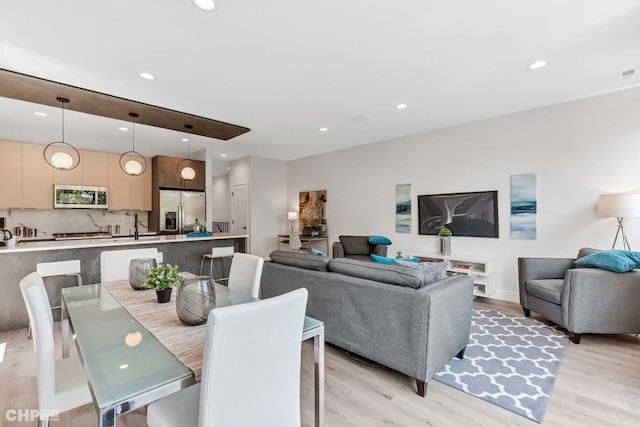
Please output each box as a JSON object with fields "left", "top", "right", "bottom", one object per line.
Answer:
{"left": 226, "top": 252, "right": 264, "bottom": 298}
{"left": 100, "top": 248, "right": 159, "bottom": 283}
{"left": 19, "top": 272, "right": 92, "bottom": 427}
{"left": 147, "top": 287, "right": 308, "bottom": 427}
{"left": 30, "top": 260, "right": 82, "bottom": 339}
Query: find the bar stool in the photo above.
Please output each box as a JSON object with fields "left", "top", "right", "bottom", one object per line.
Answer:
{"left": 31, "top": 260, "right": 82, "bottom": 338}
{"left": 199, "top": 246, "right": 235, "bottom": 283}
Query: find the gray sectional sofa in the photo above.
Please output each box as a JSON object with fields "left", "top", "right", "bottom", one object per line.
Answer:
{"left": 260, "top": 250, "right": 475, "bottom": 396}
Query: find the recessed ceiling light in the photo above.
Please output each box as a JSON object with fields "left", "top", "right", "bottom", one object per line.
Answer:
{"left": 34, "top": 112, "right": 47, "bottom": 117}
{"left": 194, "top": 0, "right": 216, "bottom": 11}
{"left": 138, "top": 72, "right": 156, "bottom": 80}
{"left": 395, "top": 104, "right": 407, "bottom": 109}
{"left": 319, "top": 127, "right": 328, "bottom": 132}
{"left": 220, "top": 154, "right": 227, "bottom": 157}
{"left": 181, "top": 137, "right": 189, "bottom": 142}
{"left": 528, "top": 61, "right": 547, "bottom": 70}
{"left": 118, "top": 127, "right": 128, "bottom": 131}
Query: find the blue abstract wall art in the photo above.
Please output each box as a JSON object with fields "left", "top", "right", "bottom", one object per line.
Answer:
{"left": 510, "top": 173, "right": 537, "bottom": 239}
{"left": 396, "top": 183, "right": 411, "bottom": 233}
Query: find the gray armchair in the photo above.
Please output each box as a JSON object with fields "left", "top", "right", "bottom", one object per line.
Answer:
{"left": 332, "top": 235, "right": 388, "bottom": 261}
{"left": 518, "top": 248, "right": 640, "bottom": 343}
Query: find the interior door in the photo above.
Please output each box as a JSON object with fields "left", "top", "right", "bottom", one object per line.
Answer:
{"left": 232, "top": 182, "right": 249, "bottom": 238}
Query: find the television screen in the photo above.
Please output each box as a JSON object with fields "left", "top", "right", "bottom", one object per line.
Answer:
{"left": 418, "top": 191, "right": 499, "bottom": 238}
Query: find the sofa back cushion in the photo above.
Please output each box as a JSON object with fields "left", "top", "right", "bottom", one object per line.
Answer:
{"left": 328, "top": 258, "right": 425, "bottom": 288}
{"left": 269, "top": 250, "right": 330, "bottom": 271}
{"left": 339, "top": 236, "right": 371, "bottom": 255}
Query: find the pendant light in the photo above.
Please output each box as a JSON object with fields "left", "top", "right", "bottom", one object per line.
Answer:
{"left": 177, "top": 124, "right": 199, "bottom": 181}
{"left": 43, "top": 97, "right": 80, "bottom": 170}
{"left": 119, "top": 112, "right": 147, "bottom": 176}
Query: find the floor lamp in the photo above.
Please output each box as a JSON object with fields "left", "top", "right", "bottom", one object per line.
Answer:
{"left": 597, "top": 193, "right": 640, "bottom": 250}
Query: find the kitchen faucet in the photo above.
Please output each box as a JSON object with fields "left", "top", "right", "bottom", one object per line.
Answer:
{"left": 134, "top": 213, "right": 139, "bottom": 240}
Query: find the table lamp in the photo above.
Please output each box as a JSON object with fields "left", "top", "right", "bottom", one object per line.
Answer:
{"left": 597, "top": 193, "right": 640, "bottom": 250}
{"left": 288, "top": 211, "right": 298, "bottom": 234}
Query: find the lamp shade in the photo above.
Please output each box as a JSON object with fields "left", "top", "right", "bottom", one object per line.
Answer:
{"left": 288, "top": 211, "right": 298, "bottom": 221}
{"left": 597, "top": 194, "right": 640, "bottom": 218}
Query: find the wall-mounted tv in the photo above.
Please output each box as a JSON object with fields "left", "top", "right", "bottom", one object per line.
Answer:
{"left": 418, "top": 191, "right": 499, "bottom": 238}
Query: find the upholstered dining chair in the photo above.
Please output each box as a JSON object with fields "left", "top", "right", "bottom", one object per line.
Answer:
{"left": 19, "top": 272, "right": 92, "bottom": 427}
{"left": 100, "top": 247, "right": 159, "bottom": 283}
{"left": 226, "top": 252, "right": 264, "bottom": 298}
{"left": 147, "top": 288, "right": 309, "bottom": 427}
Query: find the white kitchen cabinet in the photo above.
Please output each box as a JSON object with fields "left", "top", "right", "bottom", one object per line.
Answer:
{"left": 22, "top": 142, "right": 53, "bottom": 209}
{"left": 0, "top": 140, "right": 23, "bottom": 209}
{"left": 108, "top": 153, "right": 152, "bottom": 211}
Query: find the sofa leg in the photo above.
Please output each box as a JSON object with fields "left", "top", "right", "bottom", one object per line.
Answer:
{"left": 570, "top": 333, "right": 582, "bottom": 344}
{"left": 523, "top": 307, "right": 531, "bottom": 317}
{"left": 455, "top": 347, "right": 466, "bottom": 359}
{"left": 416, "top": 379, "right": 427, "bottom": 397}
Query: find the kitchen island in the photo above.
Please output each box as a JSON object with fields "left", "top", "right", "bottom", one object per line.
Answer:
{"left": 0, "top": 233, "right": 247, "bottom": 331}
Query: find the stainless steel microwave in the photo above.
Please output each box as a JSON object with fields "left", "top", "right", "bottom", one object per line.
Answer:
{"left": 54, "top": 185, "right": 108, "bottom": 209}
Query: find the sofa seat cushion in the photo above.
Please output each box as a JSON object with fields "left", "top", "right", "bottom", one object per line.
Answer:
{"left": 525, "top": 279, "right": 563, "bottom": 304}
{"left": 345, "top": 254, "right": 375, "bottom": 262}
{"left": 269, "top": 250, "right": 330, "bottom": 271}
{"left": 328, "top": 258, "right": 425, "bottom": 288}
{"left": 339, "top": 236, "right": 371, "bottom": 255}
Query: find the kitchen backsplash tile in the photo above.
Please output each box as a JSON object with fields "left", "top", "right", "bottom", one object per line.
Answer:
{"left": 0, "top": 210, "right": 149, "bottom": 238}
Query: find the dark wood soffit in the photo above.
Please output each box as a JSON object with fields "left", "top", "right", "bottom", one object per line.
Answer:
{"left": 0, "top": 68, "right": 250, "bottom": 141}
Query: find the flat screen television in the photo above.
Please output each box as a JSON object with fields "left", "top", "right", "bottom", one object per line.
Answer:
{"left": 418, "top": 191, "right": 499, "bottom": 238}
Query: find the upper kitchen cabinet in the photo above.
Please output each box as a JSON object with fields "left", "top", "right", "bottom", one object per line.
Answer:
{"left": 0, "top": 140, "right": 23, "bottom": 209}
{"left": 152, "top": 155, "right": 205, "bottom": 191}
{"left": 108, "top": 153, "right": 152, "bottom": 211}
{"left": 81, "top": 150, "right": 109, "bottom": 186}
{"left": 22, "top": 142, "right": 54, "bottom": 209}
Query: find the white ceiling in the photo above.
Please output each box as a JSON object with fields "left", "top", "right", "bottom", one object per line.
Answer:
{"left": 1, "top": 0, "right": 640, "bottom": 174}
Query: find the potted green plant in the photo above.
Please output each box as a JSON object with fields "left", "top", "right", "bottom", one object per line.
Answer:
{"left": 144, "top": 264, "right": 182, "bottom": 303}
{"left": 437, "top": 227, "right": 452, "bottom": 255}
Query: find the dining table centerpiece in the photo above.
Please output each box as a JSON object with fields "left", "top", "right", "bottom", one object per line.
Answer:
{"left": 144, "top": 264, "right": 182, "bottom": 303}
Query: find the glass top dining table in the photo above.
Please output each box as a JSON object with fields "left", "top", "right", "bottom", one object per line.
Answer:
{"left": 61, "top": 282, "right": 324, "bottom": 427}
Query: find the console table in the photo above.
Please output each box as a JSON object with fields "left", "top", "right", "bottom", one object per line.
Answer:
{"left": 411, "top": 251, "right": 496, "bottom": 297}
{"left": 278, "top": 234, "right": 329, "bottom": 255}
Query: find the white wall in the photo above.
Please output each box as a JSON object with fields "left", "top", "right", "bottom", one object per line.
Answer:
{"left": 287, "top": 86, "right": 640, "bottom": 302}
{"left": 229, "top": 156, "right": 287, "bottom": 258}
{"left": 211, "top": 175, "right": 231, "bottom": 226}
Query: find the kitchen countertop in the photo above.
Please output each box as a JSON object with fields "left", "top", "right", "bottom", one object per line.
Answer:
{"left": 0, "top": 233, "right": 248, "bottom": 254}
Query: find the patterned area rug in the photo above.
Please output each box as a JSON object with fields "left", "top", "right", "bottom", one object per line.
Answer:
{"left": 434, "top": 309, "right": 568, "bottom": 423}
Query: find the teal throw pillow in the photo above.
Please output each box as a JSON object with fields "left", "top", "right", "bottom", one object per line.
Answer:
{"left": 371, "top": 254, "right": 396, "bottom": 264}
{"left": 369, "top": 235, "right": 392, "bottom": 245}
{"left": 574, "top": 249, "right": 640, "bottom": 272}
{"left": 311, "top": 248, "right": 326, "bottom": 257}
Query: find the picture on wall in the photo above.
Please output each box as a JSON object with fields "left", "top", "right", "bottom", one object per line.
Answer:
{"left": 396, "top": 184, "right": 411, "bottom": 233}
{"left": 510, "top": 173, "right": 537, "bottom": 239}
{"left": 299, "top": 190, "right": 327, "bottom": 235}
{"left": 418, "top": 191, "right": 499, "bottom": 238}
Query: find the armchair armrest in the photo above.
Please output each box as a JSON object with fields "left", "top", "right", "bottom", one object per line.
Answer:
{"left": 562, "top": 268, "right": 640, "bottom": 334}
{"left": 332, "top": 242, "right": 345, "bottom": 258}
{"left": 518, "top": 257, "right": 575, "bottom": 308}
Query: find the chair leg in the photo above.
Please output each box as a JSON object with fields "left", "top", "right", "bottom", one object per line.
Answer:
{"left": 199, "top": 256, "right": 206, "bottom": 276}
{"left": 523, "top": 307, "right": 531, "bottom": 317}
{"left": 455, "top": 347, "right": 466, "bottom": 359}
{"left": 27, "top": 323, "right": 32, "bottom": 339}
{"left": 570, "top": 333, "right": 582, "bottom": 344}
{"left": 416, "top": 379, "right": 427, "bottom": 397}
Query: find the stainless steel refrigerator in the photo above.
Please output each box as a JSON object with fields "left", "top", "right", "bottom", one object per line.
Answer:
{"left": 158, "top": 190, "right": 206, "bottom": 234}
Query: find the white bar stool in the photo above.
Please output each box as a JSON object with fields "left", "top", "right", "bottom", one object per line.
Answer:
{"left": 199, "top": 246, "right": 235, "bottom": 283}
{"left": 31, "top": 260, "right": 82, "bottom": 338}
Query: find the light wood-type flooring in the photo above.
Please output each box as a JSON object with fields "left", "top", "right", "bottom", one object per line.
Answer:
{"left": 1, "top": 298, "right": 638, "bottom": 426}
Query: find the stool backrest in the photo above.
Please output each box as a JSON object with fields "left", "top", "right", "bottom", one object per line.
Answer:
{"left": 211, "top": 246, "right": 235, "bottom": 257}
